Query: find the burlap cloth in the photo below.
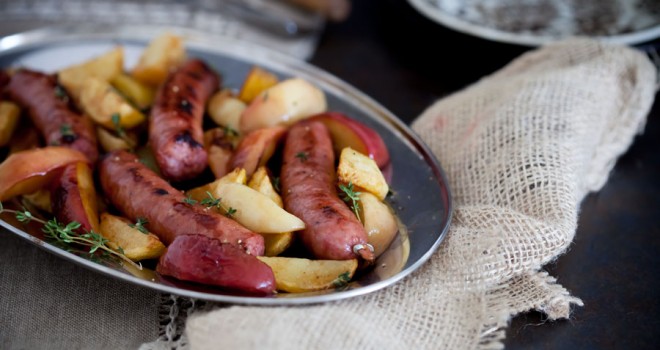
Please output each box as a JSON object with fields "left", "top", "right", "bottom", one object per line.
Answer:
{"left": 180, "top": 39, "right": 656, "bottom": 349}
{"left": 0, "top": 38, "right": 656, "bottom": 349}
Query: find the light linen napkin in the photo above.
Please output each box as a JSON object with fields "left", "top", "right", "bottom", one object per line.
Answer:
{"left": 177, "top": 38, "right": 656, "bottom": 349}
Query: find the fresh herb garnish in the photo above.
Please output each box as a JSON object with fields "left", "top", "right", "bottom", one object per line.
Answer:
{"left": 182, "top": 195, "right": 198, "bottom": 205}
{"left": 0, "top": 205, "right": 140, "bottom": 269}
{"left": 129, "top": 217, "right": 149, "bottom": 234}
{"left": 295, "top": 151, "right": 309, "bottom": 162}
{"left": 223, "top": 126, "right": 239, "bottom": 137}
{"left": 339, "top": 182, "right": 362, "bottom": 223}
{"left": 54, "top": 85, "right": 69, "bottom": 102}
{"left": 111, "top": 113, "right": 127, "bottom": 138}
{"left": 60, "top": 123, "right": 76, "bottom": 143}
{"left": 200, "top": 191, "right": 236, "bottom": 218}
{"left": 332, "top": 271, "right": 351, "bottom": 288}
{"left": 272, "top": 176, "right": 280, "bottom": 192}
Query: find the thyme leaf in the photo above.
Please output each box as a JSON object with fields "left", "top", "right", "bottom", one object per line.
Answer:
{"left": 129, "top": 217, "right": 149, "bottom": 234}
{"left": 339, "top": 182, "right": 362, "bottom": 224}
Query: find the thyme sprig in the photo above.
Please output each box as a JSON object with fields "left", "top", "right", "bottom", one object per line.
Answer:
{"left": 111, "top": 113, "right": 127, "bottom": 139}
{"left": 295, "top": 151, "right": 309, "bottom": 162}
{"left": 129, "top": 217, "right": 149, "bottom": 234}
{"left": 339, "top": 182, "right": 362, "bottom": 224}
{"left": 0, "top": 203, "right": 141, "bottom": 269}
{"left": 200, "top": 191, "right": 237, "bottom": 218}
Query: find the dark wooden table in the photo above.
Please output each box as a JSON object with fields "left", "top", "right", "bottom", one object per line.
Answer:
{"left": 311, "top": 1, "right": 660, "bottom": 348}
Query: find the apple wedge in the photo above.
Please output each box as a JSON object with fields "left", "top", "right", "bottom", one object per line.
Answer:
{"left": 229, "top": 126, "right": 287, "bottom": 177}
{"left": 310, "top": 112, "right": 390, "bottom": 168}
{"left": 248, "top": 166, "right": 293, "bottom": 256}
{"left": 50, "top": 162, "right": 100, "bottom": 233}
{"left": 131, "top": 33, "right": 186, "bottom": 87}
{"left": 22, "top": 189, "right": 52, "bottom": 214}
{"left": 99, "top": 212, "right": 166, "bottom": 261}
{"left": 0, "top": 147, "right": 87, "bottom": 201}
{"left": 238, "top": 66, "right": 279, "bottom": 103}
{"left": 205, "top": 183, "right": 305, "bottom": 234}
{"left": 359, "top": 192, "right": 399, "bottom": 257}
{"left": 58, "top": 46, "right": 124, "bottom": 101}
{"left": 186, "top": 168, "right": 247, "bottom": 201}
{"left": 96, "top": 127, "right": 137, "bottom": 152}
{"left": 337, "top": 147, "right": 389, "bottom": 200}
{"left": 257, "top": 256, "right": 358, "bottom": 293}
{"left": 207, "top": 89, "right": 246, "bottom": 132}
{"left": 203, "top": 127, "right": 239, "bottom": 178}
{"left": 239, "top": 78, "right": 327, "bottom": 133}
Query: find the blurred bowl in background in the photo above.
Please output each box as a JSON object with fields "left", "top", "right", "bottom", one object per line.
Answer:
{"left": 408, "top": 0, "right": 660, "bottom": 46}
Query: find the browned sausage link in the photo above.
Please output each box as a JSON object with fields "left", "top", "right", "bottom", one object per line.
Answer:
{"left": 99, "top": 150, "right": 265, "bottom": 256}
{"left": 150, "top": 59, "right": 220, "bottom": 181}
{"left": 7, "top": 69, "right": 98, "bottom": 162}
{"left": 281, "top": 121, "right": 374, "bottom": 262}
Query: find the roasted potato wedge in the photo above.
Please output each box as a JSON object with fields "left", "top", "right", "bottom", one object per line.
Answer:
{"left": 359, "top": 192, "right": 398, "bottom": 257}
{"left": 131, "top": 33, "right": 185, "bottom": 87}
{"left": 186, "top": 168, "right": 247, "bottom": 201}
{"left": 0, "top": 101, "right": 21, "bottom": 147}
{"left": 337, "top": 147, "right": 389, "bottom": 200}
{"left": 96, "top": 127, "right": 137, "bottom": 152}
{"left": 238, "top": 66, "right": 279, "bottom": 103}
{"left": 79, "top": 77, "right": 146, "bottom": 129}
{"left": 207, "top": 89, "right": 246, "bottom": 131}
{"left": 110, "top": 73, "right": 155, "bottom": 109}
{"left": 58, "top": 46, "right": 124, "bottom": 101}
{"left": 257, "top": 256, "right": 358, "bottom": 293}
{"left": 99, "top": 212, "right": 166, "bottom": 261}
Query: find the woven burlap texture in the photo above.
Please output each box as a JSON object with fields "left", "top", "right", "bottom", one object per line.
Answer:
{"left": 183, "top": 39, "right": 657, "bottom": 349}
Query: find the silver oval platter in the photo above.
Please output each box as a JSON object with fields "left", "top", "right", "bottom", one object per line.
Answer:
{"left": 0, "top": 24, "right": 452, "bottom": 305}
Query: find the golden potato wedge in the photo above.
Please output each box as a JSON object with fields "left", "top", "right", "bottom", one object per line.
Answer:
{"left": 257, "top": 256, "right": 358, "bottom": 293}
{"left": 131, "top": 33, "right": 185, "bottom": 87}
{"left": 79, "top": 77, "right": 146, "bottom": 129}
{"left": 110, "top": 73, "right": 155, "bottom": 109}
{"left": 238, "top": 66, "right": 279, "bottom": 103}
{"left": 99, "top": 212, "right": 166, "bottom": 261}
{"left": 337, "top": 147, "right": 389, "bottom": 200}
{"left": 0, "top": 101, "right": 21, "bottom": 147}
{"left": 207, "top": 89, "right": 246, "bottom": 131}
{"left": 186, "top": 168, "right": 247, "bottom": 201}
{"left": 359, "top": 192, "right": 398, "bottom": 257}
{"left": 248, "top": 166, "right": 293, "bottom": 256}
{"left": 96, "top": 127, "right": 137, "bottom": 152}
{"left": 58, "top": 46, "right": 124, "bottom": 101}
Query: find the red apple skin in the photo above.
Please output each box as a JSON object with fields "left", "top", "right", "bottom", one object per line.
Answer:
{"left": 309, "top": 112, "right": 390, "bottom": 168}
{"left": 229, "top": 126, "right": 287, "bottom": 177}
{"left": 50, "top": 162, "right": 99, "bottom": 233}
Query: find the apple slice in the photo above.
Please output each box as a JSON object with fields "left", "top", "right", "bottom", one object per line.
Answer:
{"left": 96, "top": 127, "right": 138, "bottom": 152}
{"left": 257, "top": 256, "right": 358, "bottom": 293}
{"left": 358, "top": 192, "right": 398, "bottom": 257}
{"left": 186, "top": 168, "right": 247, "bottom": 202}
{"left": 238, "top": 66, "right": 279, "bottom": 103}
{"left": 214, "top": 183, "right": 305, "bottom": 234}
{"left": 207, "top": 89, "right": 246, "bottom": 132}
{"left": 203, "top": 127, "right": 238, "bottom": 178}
{"left": 229, "top": 126, "right": 287, "bottom": 177}
{"left": 0, "top": 147, "right": 88, "bottom": 201}
{"left": 79, "top": 76, "right": 146, "bottom": 130}
{"left": 110, "top": 73, "right": 155, "bottom": 109}
{"left": 50, "top": 162, "right": 99, "bottom": 233}
{"left": 310, "top": 112, "right": 390, "bottom": 168}
{"left": 239, "top": 78, "right": 327, "bottom": 133}
{"left": 248, "top": 166, "right": 293, "bottom": 256}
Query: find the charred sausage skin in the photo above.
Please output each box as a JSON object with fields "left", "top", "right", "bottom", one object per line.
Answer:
{"left": 7, "top": 69, "right": 98, "bottom": 162}
{"left": 150, "top": 59, "right": 220, "bottom": 182}
{"left": 99, "top": 150, "right": 264, "bottom": 256}
{"left": 281, "top": 121, "right": 374, "bottom": 262}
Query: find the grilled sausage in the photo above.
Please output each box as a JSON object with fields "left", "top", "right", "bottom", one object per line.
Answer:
{"left": 7, "top": 69, "right": 98, "bottom": 162}
{"left": 99, "top": 150, "right": 264, "bottom": 256}
{"left": 157, "top": 234, "right": 275, "bottom": 294}
{"left": 150, "top": 59, "right": 219, "bottom": 181}
{"left": 281, "top": 121, "right": 374, "bottom": 262}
